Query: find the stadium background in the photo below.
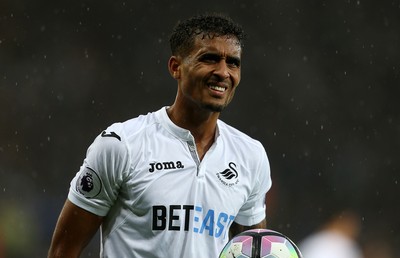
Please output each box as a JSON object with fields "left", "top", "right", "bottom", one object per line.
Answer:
{"left": 1, "top": 0, "right": 399, "bottom": 257}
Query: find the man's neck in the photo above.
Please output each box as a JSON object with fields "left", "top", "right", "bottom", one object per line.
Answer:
{"left": 167, "top": 105, "right": 219, "bottom": 160}
{"left": 167, "top": 105, "right": 219, "bottom": 139}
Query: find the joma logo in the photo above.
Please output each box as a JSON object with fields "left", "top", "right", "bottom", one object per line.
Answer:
{"left": 149, "top": 161, "right": 184, "bottom": 172}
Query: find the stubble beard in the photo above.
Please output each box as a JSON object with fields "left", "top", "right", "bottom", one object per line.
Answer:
{"left": 200, "top": 93, "right": 235, "bottom": 113}
{"left": 200, "top": 102, "right": 226, "bottom": 113}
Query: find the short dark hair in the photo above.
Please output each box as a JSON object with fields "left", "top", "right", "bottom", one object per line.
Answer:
{"left": 169, "top": 13, "right": 245, "bottom": 57}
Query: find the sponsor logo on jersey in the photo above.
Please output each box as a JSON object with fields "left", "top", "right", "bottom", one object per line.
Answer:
{"left": 76, "top": 166, "right": 102, "bottom": 198}
{"left": 149, "top": 161, "right": 185, "bottom": 172}
{"left": 216, "top": 162, "right": 239, "bottom": 187}
{"left": 152, "top": 205, "right": 235, "bottom": 239}
{"left": 101, "top": 131, "right": 121, "bottom": 141}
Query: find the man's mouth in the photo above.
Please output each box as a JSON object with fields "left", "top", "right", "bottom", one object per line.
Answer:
{"left": 208, "top": 85, "right": 226, "bottom": 92}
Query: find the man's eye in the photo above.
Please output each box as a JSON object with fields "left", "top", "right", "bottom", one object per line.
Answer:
{"left": 227, "top": 58, "right": 241, "bottom": 68}
{"left": 200, "top": 54, "right": 219, "bottom": 63}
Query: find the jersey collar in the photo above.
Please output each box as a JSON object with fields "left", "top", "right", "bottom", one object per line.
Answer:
{"left": 156, "top": 106, "right": 220, "bottom": 142}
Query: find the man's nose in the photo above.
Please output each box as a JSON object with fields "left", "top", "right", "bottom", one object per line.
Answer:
{"left": 213, "top": 61, "right": 230, "bottom": 79}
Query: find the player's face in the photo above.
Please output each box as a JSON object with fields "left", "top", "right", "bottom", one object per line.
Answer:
{"left": 174, "top": 35, "right": 242, "bottom": 112}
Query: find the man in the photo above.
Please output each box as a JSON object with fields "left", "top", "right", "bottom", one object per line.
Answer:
{"left": 299, "top": 210, "right": 364, "bottom": 258}
{"left": 48, "top": 13, "right": 272, "bottom": 257}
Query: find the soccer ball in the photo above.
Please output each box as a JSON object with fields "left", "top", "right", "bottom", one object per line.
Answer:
{"left": 219, "top": 229, "right": 303, "bottom": 258}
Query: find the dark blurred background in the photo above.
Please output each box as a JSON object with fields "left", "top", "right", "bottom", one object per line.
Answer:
{"left": 0, "top": 0, "right": 399, "bottom": 257}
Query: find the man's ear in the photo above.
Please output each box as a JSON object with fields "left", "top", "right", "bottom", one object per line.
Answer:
{"left": 168, "top": 56, "right": 181, "bottom": 79}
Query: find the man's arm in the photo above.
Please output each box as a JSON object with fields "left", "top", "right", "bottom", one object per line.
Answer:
{"left": 48, "top": 199, "right": 103, "bottom": 258}
{"left": 229, "top": 218, "right": 267, "bottom": 239}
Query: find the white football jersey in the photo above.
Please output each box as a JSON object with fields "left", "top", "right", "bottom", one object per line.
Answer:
{"left": 68, "top": 107, "right": 272, "bottom": 258}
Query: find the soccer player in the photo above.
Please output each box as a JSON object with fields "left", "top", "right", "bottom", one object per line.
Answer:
{"left": 48, "top": 13, "right": 272, "bottom": 258}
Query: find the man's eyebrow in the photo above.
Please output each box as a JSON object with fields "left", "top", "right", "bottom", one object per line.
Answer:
{"left": 199, "top": 52, "right": 241, "bottom": 63}
{"left": 200, "top": 52, "right": 220, "bottom": 58}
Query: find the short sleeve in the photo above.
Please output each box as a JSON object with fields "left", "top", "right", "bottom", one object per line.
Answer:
{"left": 234, "top": 145, "right": 272, "bottom": 226}
{"left": 68, "top": 126, "right": 130, "bottom": 216}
